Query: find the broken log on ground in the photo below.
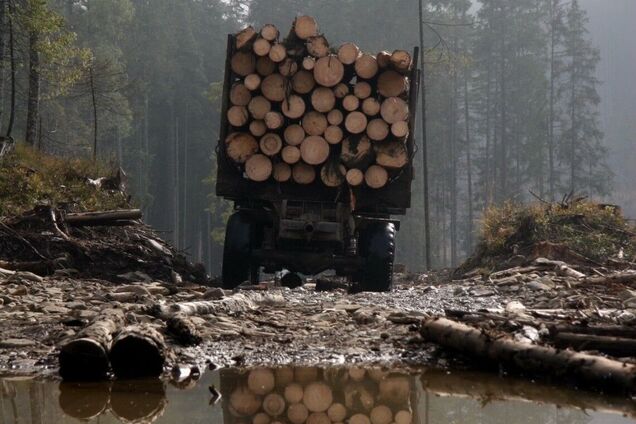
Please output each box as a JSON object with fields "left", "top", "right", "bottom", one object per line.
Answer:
{"left": 149, "top": 294, "right": 260, "bottom": 319}
{"left": 166, "top": 314, "right": 203, "bottom": 346}
{"left": 59, "top": 309, "right": 126, "bottom": 380}
{"left": 109, "top": 324, "right": 166, "bottom": 378}
{"left": 420, "top": 317, "right": 636, "bottom": 393}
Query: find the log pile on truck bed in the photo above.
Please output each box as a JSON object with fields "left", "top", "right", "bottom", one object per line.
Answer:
{"left": 225, "top": 17, "right": 416, "bottom": 190}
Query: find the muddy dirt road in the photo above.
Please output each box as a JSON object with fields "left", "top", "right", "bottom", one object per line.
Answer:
{"left": 0, "top": 271, "right": 504, "bottom": 374}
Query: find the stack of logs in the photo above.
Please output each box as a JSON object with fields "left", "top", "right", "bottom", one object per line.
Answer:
{"left": 225, "top": 16, "right": 413, "bottom": 190}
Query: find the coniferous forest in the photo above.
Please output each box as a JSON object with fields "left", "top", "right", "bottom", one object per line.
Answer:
{"left": 0, "top": 0, "right": 626, "bottom": 273}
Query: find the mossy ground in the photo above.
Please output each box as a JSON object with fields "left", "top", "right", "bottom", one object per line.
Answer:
{"left": 0, "top": 144, "right": 130, "bottom": 216}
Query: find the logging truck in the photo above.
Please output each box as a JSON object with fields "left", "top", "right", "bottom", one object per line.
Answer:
{"left": 216, "top": 17, "right": 419, "bottom": 292}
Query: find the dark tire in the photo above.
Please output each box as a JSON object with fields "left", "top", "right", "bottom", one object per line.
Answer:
{"left": 356, "top": 223, "right": 396, "bottom": 292}
{"left": 222, "top": 211, "right": 258, "bottom": 289}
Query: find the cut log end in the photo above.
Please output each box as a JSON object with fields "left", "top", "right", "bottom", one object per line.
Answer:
{"left": 294, "top": 16, "right": 319, "bottom": 40}
{"left": 248, "top": 96, "right": 272, "bottom": 120}
{"left": 260, "top": 24, "right": 279, "bottom": 41}
{"left": 390, "top": 49, "right": 412, "bottom": 73}
{"left": 230, "top": 83, "right": 251, "bottom": 106}
{"left": 253, "top": 38, "right": 271, "bottom": 57}
{"left": 292, "top": 70, "right": 316, "bottom": 94}
{"left": 381, "top": 97, "right": 409, "bottom": 124}
{"left": 259, "top": 133, "right": 283, "bottom": 156}
{"left": 346, "top": 169, "right": 364, "bottom": 187}
{"left": 273, "top": 162, "right": 292, "bottom": 182}
{"left": 345, "top": 111, "right": 368, "bottom": 134}
{"left": 378, "top": 70, "right": 408, "bottom": 97}
{"left": 303, "top": 111, "right": 328, "bottom": 136}
{"left": 327, "top": 109, "right": 344, "bottom": 126}
{"left": 282, "top": 145, "right": 302, "bottom": 164}
{"left": 343, "top": 95, "right": 361, "bottom": 112}
{"left": 338, "top": 42, "right": 361, "bottom": 65}
{"left": 307, "top": 35, "right": 330, "bottom": 58}
{"left": 321, "top": 162, "right": 346, "bottom": 187}
{"left": 367, "top": 118, "right": 390, "bottom": 141}
{"left": 261, "top": 73, "right": 286, "bottom": 102}
{"left": 314, "top": 55, "right": 345, "bottom": 88}
{"left": 300, "top": 136, "right": 330, "bottom": 165}
{"left": 355, "top": 54, "right": 379, "bottom": 80}
{"left": 256, "top": 56, "right": 277, "bottom": 76}
{"left": 284, "top": 124, "right": 306, "bottom": 146}
{"left": 235, "top": 26, "right": 257, "bottom": 50}
{"left": 59, "top": 339, "right": 109, "bottom": 381}
{"left": 269, "top": 43, "right": 288, "bottom": 63}
{"left": 249, "top": 120, "right": 267, "bottom": 137}
{"left": 365, "top": 165, "right": 389, "bottom": 189}
{"left": 376, "top": 141, "right": 408, "bottom": 169}
{"left": 354, "top": 81, "right": 373, "bottom": 99}
{"left": 225, "top": 132, "right": 259, "bottom": 163}
{"left": 231, "top": 51, "right": 256, "bottom": 77}
{"left": 227, "top": 106, "right": 249, "bottom": 127}
{"left": 109, "top": 326, "right": 165, "bottom": 379}
{"left": 311, "top": 87, "right": 337, "bottom": 113}
{"left": 244, "top": 73, "right": 262, "bottom": 91}
{"left": 282, "top": 95, "right": 307, "bottom": 119}
{"left": 292, "top": 162, "right": 316, "bottom": 184}
{"left": 245, "top": 154, "right": 273, "bottom": 182}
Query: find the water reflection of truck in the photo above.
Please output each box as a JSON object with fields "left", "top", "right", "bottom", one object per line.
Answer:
{"left": 216, "top": 29, "right": 420, "bottom": 292}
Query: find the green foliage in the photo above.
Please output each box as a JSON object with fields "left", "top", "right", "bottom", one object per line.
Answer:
{"left": 0, "top": 143, "right": 129, "bottom": 216}
{"left": 15, "top": 0, "right": 92, "bottom": 97}
{"left": 478, "top": 200, "right": 635, "bottom": 265}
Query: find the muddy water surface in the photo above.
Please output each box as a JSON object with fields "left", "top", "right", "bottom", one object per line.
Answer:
{"left": 1, "top": 366, "right": 635, "bottom": 424}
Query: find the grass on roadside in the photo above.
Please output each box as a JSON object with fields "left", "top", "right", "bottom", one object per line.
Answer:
{"left": 0, "top": 143, "right": 130, "bottom": 217}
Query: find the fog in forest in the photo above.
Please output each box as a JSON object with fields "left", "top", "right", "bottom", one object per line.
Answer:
{"left": 0, "top": 0, "right": 634, "bottom": 273}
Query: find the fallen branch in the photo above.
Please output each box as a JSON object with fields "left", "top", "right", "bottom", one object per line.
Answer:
{"left": 149, "top": 293, "right": 283, "bottom": 319}
{"left": 552, "top": 332, "right": 636, "bottom": 357}
{"left": 584, "top": 272, "right": 636, "bottom": 286}
{"left": 59, "top": 309, "right": 125, "bottom": 380}
{"left": 420, "top": 317, "right": 636, "bottom": 393}
{"left": 65, "top": 209, "right": 142, "bottom": 226}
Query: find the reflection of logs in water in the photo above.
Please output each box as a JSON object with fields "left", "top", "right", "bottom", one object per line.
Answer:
{"left": 222, "top": 367, "right": 416, "bottom": 424}
{"left": 58, "top": 379, "right": 167, "bottom": 423}
{"left": 110, "top": 379, "right": 167, "bottom": 423}
{"left": 58, "top": 381, "right": 111, "bottom": 420}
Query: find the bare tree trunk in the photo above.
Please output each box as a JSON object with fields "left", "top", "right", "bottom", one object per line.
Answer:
{"left": 182, "top": 103, "right": 188, "bottom": 251}
{"left": 5, "top": 0, "right": 15, "bottom": 138}
{"left": 174, "top": 113, "right": 180, "bottom": 249}
{"left": 90, "top": 66, "right": 98, "bottom": 160}
{"left": 449, "top": 48, "right": 458, "bottom": 268}
{"left": 569, "top": 42, "right": 578, "bottom": 194}
{"left": 547, "top": 0, "right": 558, "bottom": 200}
{"left": 464, "top": 68, "right": 473, "bottom": 251}
{"left": 26, "top": 30, "right": 40, "bottom": 146}
{"left": 0, "top": 0, "right": 6, "bottom": 129}
{"left": 498, "top": 13, "right": 508, "bottom": 201}
{"left": 418, "top": 0, "right": 431, "bottom": 271}
{"left": 485, "top": 57, "right": 492, "bottom": 206}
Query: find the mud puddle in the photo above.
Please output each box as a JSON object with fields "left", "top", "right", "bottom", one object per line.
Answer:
{"left": 1, "top": 366, "right": 635, "bottom": 423}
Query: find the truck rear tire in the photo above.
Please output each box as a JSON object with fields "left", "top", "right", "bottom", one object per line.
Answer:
{"left": 357, "top": 222, "right": 395, "bottom": 292}
{"left": 222, "top": 211, "right": 259, "bottom": 289}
